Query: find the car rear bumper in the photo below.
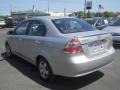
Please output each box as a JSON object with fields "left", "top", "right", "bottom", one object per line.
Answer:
{"left": 54, "top": 48, "right": 115, "bottom": 77}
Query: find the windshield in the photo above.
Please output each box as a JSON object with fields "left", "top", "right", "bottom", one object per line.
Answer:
{"left": 52, "top": 18, "right": 95, "bottom": 34}
{"left": 111, "top": 19, "right": 120, "bottom": 26}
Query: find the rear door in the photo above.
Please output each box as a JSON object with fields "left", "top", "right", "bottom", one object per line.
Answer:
{"left": 21, "top": 20, "right": 47, "bottom": 61}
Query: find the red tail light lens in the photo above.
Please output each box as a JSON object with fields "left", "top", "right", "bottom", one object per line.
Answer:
{"left": 63, "top": 37, "right": 82, "bottom": 54}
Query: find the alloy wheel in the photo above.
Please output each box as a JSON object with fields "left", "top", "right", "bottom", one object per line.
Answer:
{"left": 39, "top": 61, "right": 49, "bottom": 79}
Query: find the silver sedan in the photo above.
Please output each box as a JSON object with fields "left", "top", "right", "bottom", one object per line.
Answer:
{"left": 5, "top": 16, "right": 115, "bottom": 81}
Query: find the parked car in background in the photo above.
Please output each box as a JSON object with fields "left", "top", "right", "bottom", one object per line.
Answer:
{"left": 109, "top": 16, "right": 120, "bottom": 24}
{"left": 5, "top": 17, "right": 19, "bottom": 27}
{"left": 85, "top": 17, "right": 109, "bottom": 30}
{"left": 5, "top": 17, "right": 13, "bottom": 27}
{"left": 103, "top": 17, "right": 120, "bottom": 45}
{"left": 0, "top": 18, "right": 6, "bottom": 28}
{"left": 5, "top": 16, "right": 115, "bottom": 81}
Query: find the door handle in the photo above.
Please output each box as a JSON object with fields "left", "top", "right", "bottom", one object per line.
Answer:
{"left": 34, "top": 40, "right": 41, "bottom": 44}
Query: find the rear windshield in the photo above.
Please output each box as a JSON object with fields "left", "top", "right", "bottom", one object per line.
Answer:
{"left": 52, "top": 18, "right": 95, "bottom": 34}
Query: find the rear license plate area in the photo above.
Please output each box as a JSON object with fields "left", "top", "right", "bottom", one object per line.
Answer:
{"left": 87, "top": 40, "right": 106, "bottom": 56}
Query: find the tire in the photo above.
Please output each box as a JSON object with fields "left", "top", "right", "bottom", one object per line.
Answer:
{"left": 1, "top": 26, "right": 5, "bottom": 28}
{"left": 38, "top": 57, "right": 55, "bottom": 82}
{"left": 5, "top": 44, "right": 13, "bottom": 58}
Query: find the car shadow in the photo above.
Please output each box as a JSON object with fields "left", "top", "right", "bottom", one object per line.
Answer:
{"left": 1, "top": 52, "right": 104, "bottom": 90}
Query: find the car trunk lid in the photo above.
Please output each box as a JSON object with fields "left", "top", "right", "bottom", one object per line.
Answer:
{"left": 63, "top": 30, "right": 111, "bottom": 57}
{"left": 78, "top": 34, "right": 111, "bottom": 57}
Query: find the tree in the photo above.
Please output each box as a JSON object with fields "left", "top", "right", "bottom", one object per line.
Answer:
{"left": 102, "top": 11, "right": 114, "bottom": 17}
{"left": 95, "top": 12, "right": 102, "bottom": 17}
{"left": 70, "top": 11, "right": 114, "bottom": 18}
{"left": 0, "top": 15, "right": 5, "bottom": 19}
{"left": 86, "top": 10, "right": 92, "bottom": 18}
{"left": 69, "top": 11, "right": 84, "bottom": 18}
{"left": 95, "top": 11, "right": 114, "bottom": 17}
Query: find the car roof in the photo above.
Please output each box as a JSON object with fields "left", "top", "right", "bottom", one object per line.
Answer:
{"left": 27, "top": 16, "right": 72, "bottom": 21}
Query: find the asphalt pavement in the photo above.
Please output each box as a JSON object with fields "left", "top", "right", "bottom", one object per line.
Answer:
{"left": 0, "top": 28, "right": 120, "bottom": 90}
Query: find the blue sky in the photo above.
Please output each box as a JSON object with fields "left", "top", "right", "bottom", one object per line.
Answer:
{"left": 0, "top": 0, "right": 120, "bottom": 15}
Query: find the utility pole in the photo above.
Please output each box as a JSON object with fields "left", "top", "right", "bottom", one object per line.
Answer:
{"left": 47, "top": 0, "right": 50, "bottom": 14}
{"left": 64, "top": 8, "right": 67, "bottom": 16}
{"left": 32, "top": 4, "right": 36, "bottom": 16}
{"left": 84, "top": 0, "right": 87, "bottom": 18}
{"left": 10, "top": 4, "right": 13, "bottom": 15}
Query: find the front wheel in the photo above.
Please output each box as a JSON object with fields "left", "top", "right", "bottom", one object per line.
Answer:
{"left": 38, "top": 58, "right": 55, "bottom": 82}
{"left": 5, "top": 44, "right": 13, "bottom": 58}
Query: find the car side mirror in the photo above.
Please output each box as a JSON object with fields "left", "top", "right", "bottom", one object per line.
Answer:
{"left": 7, "top": 30, "right": 15, "bottom": 35}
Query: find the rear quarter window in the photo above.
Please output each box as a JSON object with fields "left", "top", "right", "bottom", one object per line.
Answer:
{"left": 52, "top": 18, "right": 95, "bottom": 34}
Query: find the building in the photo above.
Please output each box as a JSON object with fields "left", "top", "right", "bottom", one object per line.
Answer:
{"left": 11, "top": 10, "right": 50, "bottom": 20}
{"left": 49, "top": 12, "right": 71, "bottom": 16}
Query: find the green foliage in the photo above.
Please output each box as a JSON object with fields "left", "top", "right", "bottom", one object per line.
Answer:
{"left": 102, "top": 11, "right": 114, "bottom": 17}
{"left": 95, "top": 11, "right": 114, "bottom": 17}
{"left": 71, "top": 11, "right": 114, "bottom": 18}
{"left": 86, "top": 10, "right": 92, "bottom": 18}
{"left": 69, "top": 11, "right": 84, "bottom": 18}
{"left": 0, "top": 15, "right": 5, "bottom": 19}
{"left": 95, "top": 12, "right": 102, "bottom": 17}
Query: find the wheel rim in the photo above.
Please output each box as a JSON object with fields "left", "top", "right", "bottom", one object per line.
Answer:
{"left": 6, "top": 45, "right": 11, "bottom": 56}
{"left": 39, "top": 61, "right": 49, "bottom": 79}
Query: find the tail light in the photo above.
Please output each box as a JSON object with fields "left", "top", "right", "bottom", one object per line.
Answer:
{"left": 63, "top": 37, "right": 82, "bottom": 54}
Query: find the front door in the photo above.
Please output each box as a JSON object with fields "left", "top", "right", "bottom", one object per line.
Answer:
{"left": 14, "top": 21, "right": 29, "bottom": 55}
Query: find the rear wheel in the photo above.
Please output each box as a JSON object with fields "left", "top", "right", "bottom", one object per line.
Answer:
{"left": 38, "top": 57, "right": 55, "bottom": 82}
{"left": 5, "top": 44, "right": 13, "bottom": 58}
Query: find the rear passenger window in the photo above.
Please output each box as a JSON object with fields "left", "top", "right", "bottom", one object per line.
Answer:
{"left": 28, "top": 20, "right": 46, "bottom": 36}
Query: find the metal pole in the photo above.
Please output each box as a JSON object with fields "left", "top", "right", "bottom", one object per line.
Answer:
{"left": 48, "top": 0, "right": 49, "bottom": 14}
{"left": 10, "top": 4, "right": 13, "bottom": 14}
{"left": 84, "top": 0, "right": 87, "bottom": 18}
